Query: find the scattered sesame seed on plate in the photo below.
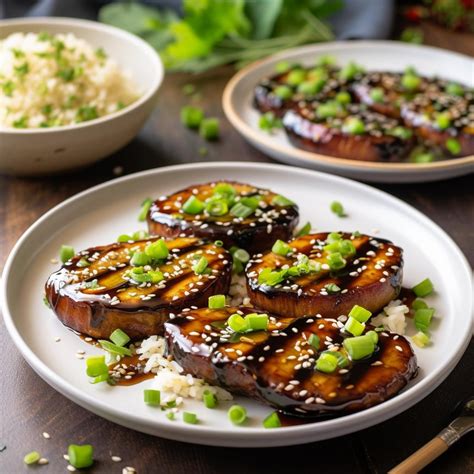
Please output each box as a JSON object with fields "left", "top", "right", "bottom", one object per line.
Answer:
{"left": 111, "top": 455, "right": 122, "bottom": 462}
{"left": 38, "top": 458, "right": 49, "bottom": 465}
{"left": 67, "top": 465, "right": 76, "bottom": 472}
{"left": 42, "top": 431, "right": 50, "bottom": 439}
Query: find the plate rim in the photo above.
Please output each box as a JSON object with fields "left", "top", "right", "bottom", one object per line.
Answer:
{"left": 222, "top": 40, "right": 474, "bottom": 174}
{"left": 2, "top": 162, "right": 473, "bottom": 446}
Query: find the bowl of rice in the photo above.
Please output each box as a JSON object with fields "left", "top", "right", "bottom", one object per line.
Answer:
{"left": 0, "top": 17, "right": 164, "bottom": 175}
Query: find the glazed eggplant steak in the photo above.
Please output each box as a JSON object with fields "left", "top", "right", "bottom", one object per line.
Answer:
{"left": 147, "top": 181, "right": 299, "bottom": 254}
{"left": 165, "top": 306, "right": 417, "bottom": 416}
{"left": 45, "top": 237, "right": 232, "bottom": 339}
{"left": 245, "top": 232, "right": 403, "bottom": 319}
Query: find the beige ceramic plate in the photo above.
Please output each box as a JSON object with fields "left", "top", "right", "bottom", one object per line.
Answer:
{"left": 223, "top": 41, "right": 474, "bottom": 183}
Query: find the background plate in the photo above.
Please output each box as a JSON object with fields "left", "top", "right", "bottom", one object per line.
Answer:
{"left": 1, "top": 162, "right": 472, "bottom": 447}
{"left": 222, "top": 41, "right": 474, "bottom": 183}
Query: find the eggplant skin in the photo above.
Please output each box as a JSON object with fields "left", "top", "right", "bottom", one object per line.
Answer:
{"left": 245, "top": 232, "right": 403, "bottom": 319}
{"left": 147, "top": 181, "right": 299, "bottom": 254}
{"left": 45, "top": 237, "right": 232, "bottom": 340}
{"left": 165, "top": 307, "right": 418, "bottom": 416}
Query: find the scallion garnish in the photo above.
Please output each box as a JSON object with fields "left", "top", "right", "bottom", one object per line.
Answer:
{"left": 180, "top": 105, "right": 204, "bottom": 129}
{"left": 342, "top": 117, "right": 365, "bottom": 135}
{"left": 233, "top": 248, "right": 250, "bottom": 264}
{"left": 324, "top": 283, "right": 341, "bottom": 294}
{"left": 271, "top": 194, "right": 294, "bottom": 207}
{"left": 227, "top": 313, "right": 249, "bottom": 333}
{"left": 98, "top": 340, "right": 132, "bottom": 357}
{"left": 414, "top": 307, "right": 434, "bottom": 332}
{"left": 245, "top": 313, "right": 269, "bottom": 331}
{"left": 343, "top": 334, "right": 375, "bottom": 360}
{"left": 412, "top": 298, "right": 428, "bottom": 311}
{"left": 214, "top": 240, "right": 224, "bottom": 247}
{"left": 199, "top": 117, "right": 220, "bottom": 140}
{"left": 86, "top": 355, "right": 108, "bottom": 378}
{"left": 315, "top": 352, "right": 338, "bottom": 373}
{"left": 213, "top": 183, "right": 237, "bottom": 201}
{"left": 183, "top": 412, "right": 198, "bottom": 424}
{"left": 274, "top": 85, "right": 292, "bottom": 100}
{"left": 76, "top": 257, "right": 90, "bottom": 267}
{"left": 412, "top": 331, "right": 430, "bottom": 348}
{"left": 144, "top": 389, "right": 161, "bottom": 406}
{"left": 145, "top": 239, "right": 169, "bottom": 260}
{"left": 228, "top": 405, "right": 247, "bottom": 425}
{"left": 272, "top": 239, "right": 292, "bottom": 256}
{"left": 296, "top": 221, "right": 311, "bottom": 237}
{"left": 230, "top": 202, "right": 254, "bottom": 218}
{"left": 445, "top": 137, "right": 461, "bottom": 155}
{"left": 348, "top": 305, "right": 372, "bottom": 323}
{"left": 68, "top": 444, "right": 94, "bottom": 469}
{"left": 60, "top": 245, "right": 75, "bottom": 263}
{"left": 205, "top": 199, "right": 228, "bottom": 216}
{"left": 182, "top": 195, "right": 205, "bottom": 215}
{"left": 259, "top": 111, "right": 282, "bottom": 132}
{"left": 23, "top": 451, "right": 41, "bottom": 465}
{"left": 370, "top": 87, "right": 384, "bottom": 103}
{"left": 330, "top": 201, "right": 346, "bottom": 217}
{"left": 263, "top": 411, "right": 281, "bottom": 429}
{"left": 309, "top": 333, "right": 320, "bottom": 349}
{"left": 192, "top": 256, "right": 208, "bottom": 275}
{"left": 110, "top": 328, "right": 130, "bottom": 347}
{"left": 203, "top": 390, "right": 218, "bottom": 409}
{"left": 208, "top": 294, "right": 226, "bottom": 309}
{"left": 166, "top": 412, "right": 176, "bottom": 420}
{"left": 327, "top": 252, "right": 346, "bottom": 270}
{"left": 412, "top": 278, "right": 434, "bottom": 297}
{"left": 344, "top": 316, "right": 365, "bottom": 337}
{"left": 130, "top": 251, "right": 150, "bottom": 267}
{"left": 138, "top": 198, "right": 152, "bottom": 222}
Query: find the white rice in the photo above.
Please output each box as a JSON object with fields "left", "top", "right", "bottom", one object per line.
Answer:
{"left": 0, "top": 32, "right": 139, "bottom": 128}
{"left": 371, "top": 299, "right": 409, "bottom": 334}
{"left": 136, "top": 335, "right": 232, "bottom": 403}
{"left": 228, "top": 273, "right": 252, "bottom": 307}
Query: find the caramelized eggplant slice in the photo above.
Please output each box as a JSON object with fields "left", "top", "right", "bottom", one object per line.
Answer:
{"left": 165, "top": 306, "right": 417, "bottom": 416}
{"left": 147, "top": 181, "right": 299, "bottom": 254}
{"left": 45, "top": 237, "right": 232, "bottom": 339}
{"left": 245, "top": 232, "right": 403, "bottom": 319}
{"left": 283, "top": 102, "right": 414, "bottom": 162}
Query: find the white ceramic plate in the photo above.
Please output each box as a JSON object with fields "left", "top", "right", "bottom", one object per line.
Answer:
{"left": 222, "top": 41, "right": 474, "bottom": 183}
{"left": 2, "top": 162, "right": 472, "bottom": 447}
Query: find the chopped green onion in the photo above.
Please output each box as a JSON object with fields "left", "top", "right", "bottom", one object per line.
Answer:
{"left": 208, "top": 294, "right": 226, "bottom": 309}
{"left": 412, "top": 331, "right": 430, "bottom": 348}
{"left": 183, "top": 412, "right": 198, "bottom": 424}
{"left": 274, "top": 85, "right": 292, "bottom": 99}
{"left": 182, "top": 195, "right": 205, "bottom": 214}
{"left": 205, "top": 199, "right": 228, "bottom": 216}
{"left": 180, "top": 105, "right": 204, "bottom": 129}
{"left": 366, "top": 330, "right": 379, "bottom": 344}
{"left": 144, "top": 389, "right": 161, "bottom": 406}
{"left": 77, "top": 257, "right": 90, "bottom": 267}
{"left": 315, "top": 352, "right": 338, "bottom": 373}
{"left": 298, "top": 78, "right": 325, "bottom": 96}
{"left": 343, "top": 117, "right": 366, "bottom": 135}
{"left": 412, "top": 278, "right": 434, "bottom": 297}
{"left": 258, "top": 268, "right": 286, "bottom": 286}
{"left": 316, "top": 101, "right": 341, "bottom": 119}
{"left": 275, "top": 60, "right": 291, "bottom": 73}
{"left": 232, "top": 258, "right": 244, "bottom": 275}
{"left": 60, "top": 245, "right": 75, "bottom": 263}
{"left": 330, "top": 201, "right": 346, "bottom": 217}
{"left": 263, "top": 411, "right": 281, "bottom": 429}
{"left": 145, "top": 239, "right": 169, "bottom": 260}
{"left": 110, "top": 329, "right": 130, "bottom": 347}
{"left": 130, "top": 251, "right": 150, "bottom": 267}
{"left": 286, "top": 68, "right": 306, "bottom": 85}
{"left": 309, "top": 333, "right": 320, "bottom": 349}
{"left": 335, "top": 91, "right": 352, "bottom": 105}
{"left": 182, "top": 83, "right": 196, "bottom": 95}
{"left": 327, "top": 252, "right": 346, "bottom": 270}
{"left": 213, "top": 183, "right": 237, "bottom": 201}
{"left": 68, "top": 444, "right": 94, "bottom": 469}
{"left": 445, "top": 137, "right": 461, "bottom": 155}
{"left": 192, "top": 256, "right": 208, "bottom": 275}
{"left": 435, "top": 112, "right": 451, "bottom": 130}
{"left": 296, "top": 222, "right": 311, "bottom": 237}
{"left": 228, "top": 405, "right": 247, "bottom": 425}
{"left": 389, "top": 126, "right": 413, "bottom": 140}
{"left": 327, "top": 350, "right": 349, "bottom": 368}
{"left": 230, "top": 202, "right": 254, "bottom": 218}
{"left": 166, "top": 411, "right": 176, "bottom": 420}
{"left": 339, "top": 62, "right": 362, "bottom": 81}
{"left": 414, "top": 307, "right": 434, "bottom": 332}
{"left": 317, "top": 55, "right": 335, "bottom": 66}
{"left": 98, "top": 340, "right": 132, "bottom": 357}
{"left": 214, "top": 240, "right": 224, "bottom": 247}
{"left": 348, "top": 305, "right": 372, "bottom": 323}
{"left": 86, "top": 355, "right": 108, "bottom": 377}
{"left": 324, "top": 283, "right": 341, "bottom": 294}
{"left": 338, "top": 239, "right": 356, "bottom": 257}
{"left": 401, "top": 73, "right": 420, "bottom": 91}
{"left": 259, "top": 111, "right": 282, "bottom": 132}
{"left": 43, "top": 295, "right": 51, "bottom": 308}
{"left": 343, "top": 334, "right": 375, "bottom": 360}
{"left": 271, "top": 194, "right": 294, "bottom": 207}
{"left": 23, "top": 451, "right": 41, "bottom": 465}
{"left": 412, "top": 298, "right": 428, "bottom": 311}
{"left": 370, "top": 87, "right": 384, "bottom": 103}
{"left": 246, "top": 313, "right": 269, "bottom": 331}
{"left": 227, "top": 313, "right": 249, "bottom": 333}
{"left": 413, "top": 152, "right": 435, "bottom": 163}
{"left": 149, "top": 270, "right": 164, "bottom": 283}
{"left": 344, "top": 316, "right": 365, "bottom": 336}
{"left": 90, "top": 373, "right": 109, "bottom": 384}
{"left": 272, "top": 239, "right": 292, "bottom": 256}
{"left": 138, "top": 198, "right": 153, "bottom": 222}
{"left": 199, "top": 117, "right": 220, "bottom": 141}
{"left": 203, "top": 390, "right": 218, "bottom": 409}
{"left": 445, "top": 82, "right": 463, "bottom": 96}
{"left": 233, "top": 248, "right": 250, "bottom": 263}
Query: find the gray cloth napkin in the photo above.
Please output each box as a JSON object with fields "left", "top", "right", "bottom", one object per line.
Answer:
{"left": 2, "top": 0, "right": 395, "bottom": 39}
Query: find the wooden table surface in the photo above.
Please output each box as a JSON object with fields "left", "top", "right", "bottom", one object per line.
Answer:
{"left": 1, "top": 20, "right": 473, "bottom": 474}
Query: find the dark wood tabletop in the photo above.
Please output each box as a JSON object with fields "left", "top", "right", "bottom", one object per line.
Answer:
{"left": 1, "top": 19, "right": 473, "bottom": 474}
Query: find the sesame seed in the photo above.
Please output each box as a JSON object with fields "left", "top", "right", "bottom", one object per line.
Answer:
{"left": 111, "top": 455, "right": 122, "bottom": 462}
{"left": 42, "top": 432, "right": 50, "bottom": 439}
{"left": 395, "top": 345, "right": 403, "bottom": 352}
{"left": 67, "top": 466, "right": 76, "bottom": 472}
{"left": 63, "top": 454, "right": 70, "bottom": 461}
{"left": 38, "top": 458, "right": 49, "bottom": 465}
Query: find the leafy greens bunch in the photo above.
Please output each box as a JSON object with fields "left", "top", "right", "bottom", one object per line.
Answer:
{"left": 99, "top": 0, "right": 343, "bottom": 72}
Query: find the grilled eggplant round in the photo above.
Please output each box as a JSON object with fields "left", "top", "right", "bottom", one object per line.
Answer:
{"left": 45, "top": 237, "right": 232, "bottom": 340}
{"left": 245, "top": 232, "right": 403, "bottom": 319}
{"left": 147, "top": 181, "right": 299, "bottom": 254}
{"left": 165, "top": 306, "right": 417, "bottom": 416}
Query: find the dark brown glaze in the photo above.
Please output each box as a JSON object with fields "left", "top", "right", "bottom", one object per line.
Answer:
{"left": 147, "top": 181, "right": 299, "bottom": 254}
{"left": 245, "top": 232, "right": 403, "bottom": 319}
{"left": 253, "top": 65, "right": 346, "bottom": 117}
{"left": 45, "top": 237, "right": 232, "bottom": 340}
{"left": 165, "top": 306, "right": 417, "bottom": 416}
{"left": 108, "top": 354, "right": 154, "bottom": 386}
{"left": 400, "top": 91, "right": 474, "bottom": 157}
{"left": 283, "top": 103, "right": 415, "bottom": 162}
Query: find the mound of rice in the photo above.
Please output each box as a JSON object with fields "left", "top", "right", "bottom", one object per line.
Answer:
{"left": 136, "top": 335, "right": 232, "bottom": 403}
{"left": 0, "top": 32, "right": 139, "bottom": 128}
{"left": 371, "top": 299, "right": 409, "bottom": 334}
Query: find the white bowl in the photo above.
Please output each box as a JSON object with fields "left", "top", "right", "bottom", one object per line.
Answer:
{"left": 0, "top": 17, "right": 164, "bottom": 176}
